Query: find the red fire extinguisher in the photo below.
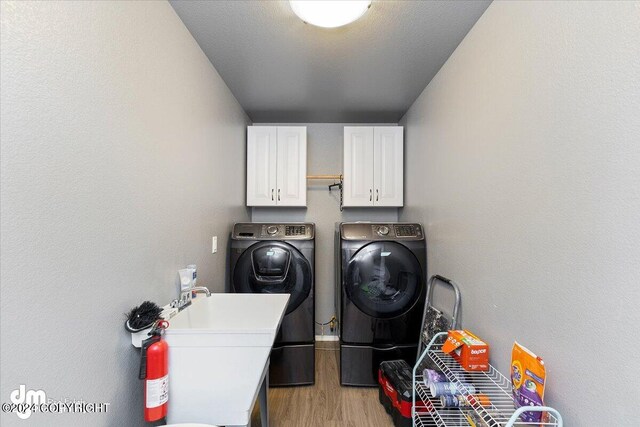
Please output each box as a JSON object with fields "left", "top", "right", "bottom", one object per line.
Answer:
{"left": 139, "top": 320, "right": 169, "bottom": 422}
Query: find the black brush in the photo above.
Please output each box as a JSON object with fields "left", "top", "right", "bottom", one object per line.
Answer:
{"left": 125, "top": 301, "right": 162, "bottom": 332}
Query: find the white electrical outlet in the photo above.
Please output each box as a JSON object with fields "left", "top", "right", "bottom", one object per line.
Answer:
{"left": 212, "top": 236, "right": 218, "bottom": 254}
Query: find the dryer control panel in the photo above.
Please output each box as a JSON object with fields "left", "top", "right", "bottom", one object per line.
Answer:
{"left": 340, "top": 222, "right": 424, "bottom": 241}
{"left": 232, "top": 223, "right": 315, "bottom": 240}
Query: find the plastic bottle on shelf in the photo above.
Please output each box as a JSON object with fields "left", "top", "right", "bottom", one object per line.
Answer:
{"left": 430, "top": 381, "right": 476, "bottom": 397}
{"left": 440, "top": 393, "right": 490, "bottom": 408}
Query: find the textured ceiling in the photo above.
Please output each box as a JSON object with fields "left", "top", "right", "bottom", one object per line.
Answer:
{"left": 170, "top": 0, "right": 491, "bottom": 123}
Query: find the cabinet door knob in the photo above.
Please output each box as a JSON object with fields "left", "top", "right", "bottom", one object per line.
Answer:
{"left": 369, "top": 189, "right": 372, "bottom": 202}
{"left": 278, "top": 188, "right": 281, "bottom": 201}
{"left": 376, "top": 189, "right": 379, "bottom": 201}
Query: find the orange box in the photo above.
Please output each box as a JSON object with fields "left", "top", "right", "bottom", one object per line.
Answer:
{"left": 442, "top": 330, "right": 489, "bottom": 372}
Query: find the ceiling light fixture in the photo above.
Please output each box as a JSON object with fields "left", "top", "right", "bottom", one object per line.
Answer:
{"left": 289, "top": 0, "right": 372, "bottom": 29}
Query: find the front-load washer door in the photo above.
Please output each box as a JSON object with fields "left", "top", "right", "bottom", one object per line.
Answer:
{"left": 233, "top": 241, "right": 312, "bottom": 314}
{"left": 345, "top": 241, "right": 422, "bottom": 319}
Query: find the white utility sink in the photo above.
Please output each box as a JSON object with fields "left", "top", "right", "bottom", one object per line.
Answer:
{"left": 166, "top": 293, "right": 289, "bottom": 347}
{"left": 164, "top": 293, "right": 289, "bottom": 427}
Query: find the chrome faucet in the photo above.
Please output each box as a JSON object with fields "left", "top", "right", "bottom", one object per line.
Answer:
{"left": 172, "top": 286, "right": 211, "bottom": 310}
{"left": 179, "top": 286, "right": 211, "bottom": 300}
{"left": 191, "top": 286, "right": 211, "bottom": 297}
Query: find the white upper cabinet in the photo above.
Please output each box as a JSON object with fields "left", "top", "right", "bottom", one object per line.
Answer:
{"left": 247, "top": 126, "right": 306, "bottom": 207}
{"left": 276, "top": 126, "right": 307, "bottom": 206}
{"left": 373, "top": 126, "right": 403, "bottom": 206}
{"left": 343, "top": 127, "right": 375, "bottom": 206}
{"left": 247, "top": 126, "right": 277, "bottom": 206}
{"left": 343, "top": 126, "right": 403, "bottom": 207}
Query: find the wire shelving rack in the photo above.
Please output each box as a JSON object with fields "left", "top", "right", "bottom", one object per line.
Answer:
{"left": 412, "top": 332, "right": 563, "bottom": 427}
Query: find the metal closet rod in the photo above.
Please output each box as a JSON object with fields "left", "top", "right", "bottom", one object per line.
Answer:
{"left": 306, "top": 174, "right": 342, "bottom": 180}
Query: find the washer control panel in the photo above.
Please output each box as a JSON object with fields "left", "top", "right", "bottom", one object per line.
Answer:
{"left": 232, "top": 223, "right": 315, "bottom": 240}
{"left": 341, "top": 223, "right": 423, "bottom": 240}
{"left": 376, "top": 225, "right": 390, "bottom": 236}
{"left": 266, "top": 225, "right": 279, "bottom": 235}
{"left": 285, "top": 225, "right": 307, "bottom": 236}
{"left": 394, "top": 224, "right": 418, "bottom": 237}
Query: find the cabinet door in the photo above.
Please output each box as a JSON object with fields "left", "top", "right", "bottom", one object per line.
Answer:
{"left": 247, "top": 126, "right": 277, "bottom": 206}
{"left": 276, "top": 126, "right": 307, "bottom": 206}
{"left": 343, "top": 126, "right": 374, "bottom": 207}
{"left": 373, "top": 126, "right": 403, "bottom": 207}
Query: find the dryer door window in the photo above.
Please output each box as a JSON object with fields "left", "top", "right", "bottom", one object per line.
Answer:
{"left": 233, "top": 241, "right": 312, "bottom": 314}
{"left": 345, "top": 241, "right": 422, "bottom": 318}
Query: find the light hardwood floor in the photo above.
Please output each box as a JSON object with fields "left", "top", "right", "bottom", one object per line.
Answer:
{"left": 250, "top": 343, "right": 395, "bottom": 427}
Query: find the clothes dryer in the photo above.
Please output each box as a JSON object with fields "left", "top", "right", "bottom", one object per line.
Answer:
{"left": 336, "top": 222, "right": 426, "bottom": 386}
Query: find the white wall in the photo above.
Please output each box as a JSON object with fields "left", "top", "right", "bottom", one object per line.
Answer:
{"left": 251, "top": 123, "right": 398, "bottom": 336}
{"left": 0, "top": 2, "right": 249, "bottom": 426}
{"left": 400, "top": 1, "right": 640, "bottom": 424}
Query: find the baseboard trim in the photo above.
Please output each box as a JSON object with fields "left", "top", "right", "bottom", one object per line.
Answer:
{"left": 315, "top": 335, "right": 339, "bottom": 342}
